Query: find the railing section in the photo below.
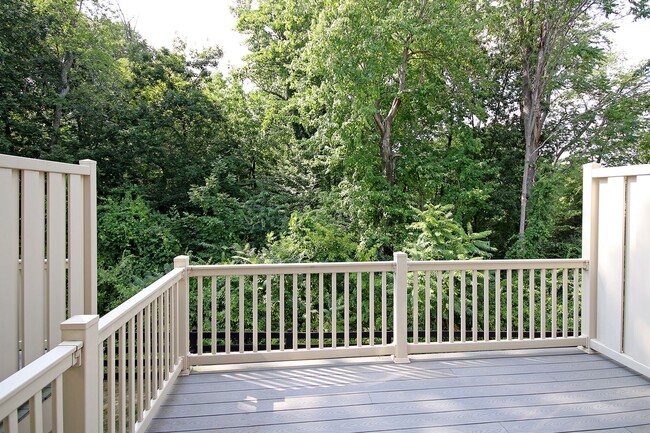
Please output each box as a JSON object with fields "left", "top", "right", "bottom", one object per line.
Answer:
{"left": 97, "top": 258, "right": 187, "bottom": 433}
{"left": 0, "top": 344, "right": 77, "bottom": 433}
{"left": 407, "top": 259, "right": 587, "bottom": 353}
{"left": 186, "top": 262, "right": 395, "bottom": 364}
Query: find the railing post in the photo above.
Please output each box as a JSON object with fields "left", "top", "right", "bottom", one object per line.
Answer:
{"left": 393, "top": 252, "right": 410, "bottom": 363}
{"left": 582, "top": 162, "right": 600, "bottom": 351}
{"left": 175, "top": 255, "right": 190, "bottom": 374}
{"left": 79, "top": 159, "right": 97, "bottom": 315}
{"left": 60, "top": 315, "right": 100, "bottom": 433}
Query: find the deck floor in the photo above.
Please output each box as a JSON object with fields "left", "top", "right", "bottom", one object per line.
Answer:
{"left": 147, "top": 348, "right": 650, "bottom": 433}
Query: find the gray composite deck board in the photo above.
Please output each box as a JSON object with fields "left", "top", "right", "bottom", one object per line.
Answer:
{"left": 147, "top": 348, "right": 650, "bottom": 433}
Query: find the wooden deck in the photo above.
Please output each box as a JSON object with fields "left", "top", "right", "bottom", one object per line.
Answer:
{"left": 147, "top": 348, "right": 650, "bottom": 433}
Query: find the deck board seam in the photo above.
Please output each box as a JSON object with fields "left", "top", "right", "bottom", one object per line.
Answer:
{"left": 146, "top": 407, "right": 650, "bottom": 433}
{"left": 159, "top": 383, "right": 650, "bottom": 412}
{"left": 152, "top": 393, "right": 650, "bottom": 420}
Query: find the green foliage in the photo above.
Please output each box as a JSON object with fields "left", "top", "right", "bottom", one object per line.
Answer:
{"left": 234, "top": 210, "right": 366, "bottom": 264}
{"left": 1, "top": 0, "right": 648, "bottom": 315}
{"left": 405, "top": 205, "right": 494, "bottom": 261}
{"left": 97, "top": 192, "right": 180, "bottom": 314}
{"left": 507, "top": 163, "right": 583, "bottom": 259}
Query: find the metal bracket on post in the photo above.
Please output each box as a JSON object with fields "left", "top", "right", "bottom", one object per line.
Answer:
{"left": 60, "top": 341, "right": 85, "bottom": 367}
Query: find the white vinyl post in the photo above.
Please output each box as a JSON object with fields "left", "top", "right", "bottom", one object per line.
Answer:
{"left": 175, "top": 255, "right": 190, "bottom": 374}
{"left": 79, "top": 160, "right": 97, "bottom": 315}
{"left": 61, "top": 315, "right": 100, "bottom": 433}
{"left": 582, "top": 162, "right": 600, "bottom": 350}
{"left": 393, "top": 252, "right": 410, "bottom": 363}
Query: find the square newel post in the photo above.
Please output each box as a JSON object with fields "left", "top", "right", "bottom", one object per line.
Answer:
{"left": 393, "top": 252, "right": 410, "bottom": 363}
{"left": 175, "top": 255, "right": 191, "bottom": 374}
{"left": 581, "top": 162, "right": 600, "bottom": 351}
{"left": 60, "top": 315, "right": 100, "bottom": 433}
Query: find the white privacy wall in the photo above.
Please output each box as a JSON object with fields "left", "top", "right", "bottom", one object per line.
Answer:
{"left": 586, "top": 164, "right": 650, "bottom": 377}
{"left": 623, "top": 175, "right": 650, "bottom": 366}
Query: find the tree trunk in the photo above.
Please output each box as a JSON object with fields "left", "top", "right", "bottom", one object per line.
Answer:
{"left": 518, "top": 13, "right": 549, "bottom": 238}
{"left": 50, "top": 50, "right": 74, "bottom": 150}
{"left": 372, "top": 47, "right": 408, "bottom": 186}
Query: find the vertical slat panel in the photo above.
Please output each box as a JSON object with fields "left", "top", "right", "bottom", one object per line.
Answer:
{"left": 128, "top": 318, "right": 136, "bottom": 433}
{"left": 343, "top": 273, "right": 349, "bottom": 348}
{"left": 22, "top": 170, "right": 46, "bottom": 366}
{"left": 472, "top": 271, "right": 478, "bottom": 342}
{"left": 211, "top": 277, "right": 217, "bottom": 354}
{"left": 460, "top": 271, "right": 466, "bottom": 343}
{"left": 331, "top": 273, "right": 337, "bottom": 348}
{"left": 166, "top": 288, "right": 172, "bottom": 375}
{"left": 495, "top": 270, "right": 501, "bottom": 341}
{"left": 144, "top": 305, "right": 151, "bottom": 412}
{"left": 356, "top": 272, "right": 362, "bottom": 347}
{"left": 562, "top": 268, "right": 569, "bottom": 338}
{"left": 29, "top": 390, "right": 43, "bottom": 433}
{"left": 151, "top": 298, "right": 158, "bottom": 395}
{"left": 47, "top": 172, "right": 66, "bottom": 349}
{"left": 108, "top": 334, "right": 116, "bottom": 433}
{"left": 369, "top": 272, "right": 375, "bottom": 346}
{"left": 171, "top": 284, "right": 177, "bottom": 365}
{"left": 318, "top": 273, "right": 324, "bottom": 349}
{"left": 68, "top": 174, "right": 84, "bottom": 315}
{"left": 197, "top": 277, "right": 203, "bottom": 356}
{"left": 530, "top": 270, "right": 536, "bottom": 339}
{"left": 137, "top": 311, "right": 144, "bottom": 423}
{"left": 0, "top": 168, "right": 19, "bottom": 379}
{"left": 52, "top": 374, "right": 63, "bottom": 433}
{"left": 158, "top": 295, "right": 164, "bottom": 387}
{"left": 306, "top": 273, "right": 311, "bottom": 349}
{"left": 448, "top": 271, "right": 454, "bottom": 343}
{"left": 4, "top": 412, "right": 19, "bottom": 433}
{"left": 381, "top": 272, "right": 387, "bottom": 345}
{"left": 596, "top": 176, "right": 625, "bottom": 351}
{"left": 552, "top": 269, "right": 558, "bottom": 338}
{"left": 225, "top": 276, "right": 231, "bottom": 354}
{"left": 436, "top": 271, "right": 443, "bottom": 343}
{"left": 540, "top": 269, "right": 546, "bottom": 339}
{"left": 239, "top": 276, "right": 245, "bottom": 353}
{"left": 265, "top": 275, "right": 271, "bottom": 352}
{"left": 573, "top": 269, "right": 579, "bottom": 337}
{"left": 119, "top": 325, "right": 127, "bottom": 433}
{"left": 292, "top": 274, "right": 298, "bottom": 350}
{"left": 483, "top": 271, "right": 489, "bottom": 341}
{"left": 506, "top": 270, "right": 512, "bottom": 340}
{"left": 413, "top": 271, "right": 419, "bottom": 344}
{"left": 425, "top": 271, "right": 431, "bottom": 344}
{"left": 518, "top": 270, "right": 524, "bottom": 340}
{"left": 253, "top": 275, "right": 258, "bottom": 352}
{"left": 279, "top": 274, "right": 285, "bottom": 351}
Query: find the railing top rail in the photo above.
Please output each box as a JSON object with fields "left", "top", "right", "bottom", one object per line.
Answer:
{"left": 591, "top": 164, "right": 650, "bottom": 179}
{"left": 188, "top": 261, "right": 395, "bottom": 277}
{"left": 0, "top": 154, "right": 92, "bottom": 175}
{"left": 0, "top": 344, "right": 77, "bottom": 420}
{"left": 408, "top": 258, "right": 588, "bottom": 271}
{"left": 98, "top": 268, "right": 184, "bottom": 341}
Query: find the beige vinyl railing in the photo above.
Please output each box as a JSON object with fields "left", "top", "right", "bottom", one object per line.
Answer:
{"left": 0, "top": 344, "right": 77, "bottom": 433}
{"left": 0, "top": 155, "right": 97, "bottom": 381}
{"left": 406, "top": 258, "right": 587, "bottom": 355}
{"left": 97, "top": 257, "right": 188, "bottom": 433}
{"left": 185, "top": 254, "right": 588, "bottom": 365}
